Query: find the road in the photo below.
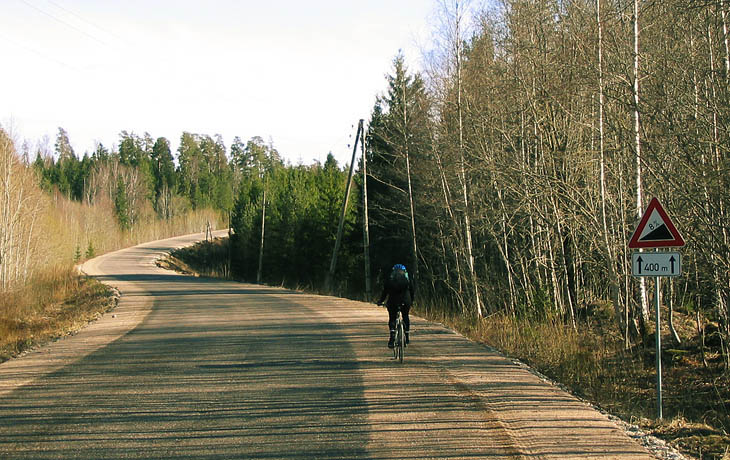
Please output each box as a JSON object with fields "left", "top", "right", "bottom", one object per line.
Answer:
{"left": 0, "top": 232, "right": 657, "bottom": 459}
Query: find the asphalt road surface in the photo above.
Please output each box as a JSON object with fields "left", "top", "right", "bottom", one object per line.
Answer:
{"left": 0, "top": 232, "right": 658, "bottom": 459}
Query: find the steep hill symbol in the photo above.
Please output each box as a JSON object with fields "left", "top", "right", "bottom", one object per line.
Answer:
{"left": 640, "top": 222, "right": 673, "bottom": 242}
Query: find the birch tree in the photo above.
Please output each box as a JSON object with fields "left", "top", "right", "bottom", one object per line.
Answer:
{"left": 0, "top": 129, "right": 46, "bottom": 291}
{"left": 429, "top": 0, "right": 484, "bottom": 318}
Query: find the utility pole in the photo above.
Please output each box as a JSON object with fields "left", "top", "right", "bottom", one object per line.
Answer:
{"left": 325, "top": 121, "right": 363, "bottom": 293}
{"left": 257, "top": 182, "right": 266, "bottom": 284}
{"left": 361, "top": 120, "right": 371, "bottom": 301}
{"left": 402, "top": 82, "right": 419, "bottom": 283}
{"left": 227, "top": 208, "right": 232, "bottom": 279}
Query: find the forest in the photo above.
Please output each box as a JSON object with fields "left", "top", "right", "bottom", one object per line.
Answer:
{"left": 0, "top": 116, "right": 367, "bottom": 291}
{"left": 2, "top": 0, "right": 730, "bottom": 456}
{"left": 357, "top": 2, "right": 730, "bottom": 455}
{"left": 364, "top": 0, "right": 730, "bottom": 359}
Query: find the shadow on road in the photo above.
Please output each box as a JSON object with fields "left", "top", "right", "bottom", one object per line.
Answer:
{"left": 0, "top": 281, "right": 371, "bottom": 459}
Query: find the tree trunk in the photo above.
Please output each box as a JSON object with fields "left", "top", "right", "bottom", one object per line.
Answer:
{"left": 597, "top": 0, "right": 625, "bottom": 338}
{"left": 721, "top": 0, "right": 730, "bottom": 79}
{"left": 456, "top": 46, "right": 482, "bottom": 318}
{"left": 495, "top": 188, "right": 516, "bottom": 314}
{"left": 668, "top": 281, "right": 681, "bottom": 344}
{"left": 633, "top": 0, "right": 650, "bottom": 334}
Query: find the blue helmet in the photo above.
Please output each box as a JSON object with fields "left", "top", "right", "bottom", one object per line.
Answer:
{"left": 392, "top": 264, "right": 406, "bottom": 271}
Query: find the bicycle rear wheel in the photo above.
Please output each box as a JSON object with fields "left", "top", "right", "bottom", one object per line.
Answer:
{"left": 396, "top": 319, "right": 404, "bottom": 363}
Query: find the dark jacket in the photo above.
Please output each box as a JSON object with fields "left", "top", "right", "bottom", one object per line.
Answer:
{"left": 378, "top": 272, "right": 415, "bottom": 308}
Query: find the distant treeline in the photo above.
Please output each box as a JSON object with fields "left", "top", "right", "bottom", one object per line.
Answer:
{"left": 23, "top": 127, "right": 366, "bottom": 295}
{"left": 32, "top": 129, "right": 240, "bottom": 228}
{"left": 0, "top": 127, "right": 222, "bottom": 291}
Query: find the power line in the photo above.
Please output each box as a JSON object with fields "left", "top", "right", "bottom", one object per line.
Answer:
{"left": 47, "top": 0, "right": 105, "bottom": 32}
{"left": 45, "top": 0, "right": 133, "bottom": 50}
{"left": 18, "top": 0, "right": 113, "bottom": 49}
{"left": 22, "top": 0, "right": 181, "bottom": 75}
{"left": 0, "top": 31, "right": 80, "bottom": 71}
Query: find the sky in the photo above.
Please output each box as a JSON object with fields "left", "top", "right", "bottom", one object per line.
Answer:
{"left": 0, "top": 0, "right": 436, "bottom": 167}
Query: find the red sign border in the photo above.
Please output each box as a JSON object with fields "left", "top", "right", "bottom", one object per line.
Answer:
{"left": 628, "top": 197, "right": 685, "bottom": 248}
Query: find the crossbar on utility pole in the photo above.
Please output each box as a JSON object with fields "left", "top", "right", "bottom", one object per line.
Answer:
{"left": 324, "top": 120, "right": 363, "bottom": 293}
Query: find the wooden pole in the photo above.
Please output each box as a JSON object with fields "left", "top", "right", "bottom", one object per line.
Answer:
{"left": 401, "top": 75, "right": 419, "bottom": 285}
{"left": 325, "top": 122, "right": 362, "bottom": 293}
{"left": 228, "top": 208, "right": 232, "bottom": 278}
{"left": 360, "top": 120, "right": 371, "bottom": 301}
{"left": 257, "top": 182, "right": 266, "bottom": 284}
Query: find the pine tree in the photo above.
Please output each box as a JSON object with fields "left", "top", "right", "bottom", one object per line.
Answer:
{"left": 368, "top": 53, "right": 431, "bottom": 283}
{"left": 54, "top": 127, "right": 74, "bottom": 162}
{"left": 114, "top": 176, "right": 130, "bottom": 231}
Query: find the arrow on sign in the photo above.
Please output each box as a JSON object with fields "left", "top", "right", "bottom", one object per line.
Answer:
{"left": 670, "top": 255, "right": 676, "bottom": 274}
{"left": 636, "top": 256, "right": 643, "bottom": 274}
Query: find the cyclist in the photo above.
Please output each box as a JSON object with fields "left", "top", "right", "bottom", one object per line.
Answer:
{"left": 377, "top": 264, "right": 414, "bottom": 349}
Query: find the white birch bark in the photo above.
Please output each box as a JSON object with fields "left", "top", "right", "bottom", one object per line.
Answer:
{"left": 0, "top": 130, "right": 43, "bottom": 291}
{"left": 597, "top": 0, "right": 624, "bottom": 336}
{"left": 721, "top": 0, "right": 730, "bottom": 80}
{"left": 633, "top": 0, "right": 650, "bottom": 330}
{"left": 451, "top": 0, "right": 483, "bottom": 318}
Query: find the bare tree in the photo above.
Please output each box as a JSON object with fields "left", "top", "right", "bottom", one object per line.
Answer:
{"left": 631, "top": 0, "right": 651, "bottom": 334}
{"left": 431, "top": 0, "right": 484, "bottom": 318}
{"left": 0, "top": 128, "right": 45, "bottom": 291}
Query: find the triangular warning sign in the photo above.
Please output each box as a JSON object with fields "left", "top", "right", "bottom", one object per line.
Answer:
{"left": 629, "top": 197, "right": 685, "bottom": 248}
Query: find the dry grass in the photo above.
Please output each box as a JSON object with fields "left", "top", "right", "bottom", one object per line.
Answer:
{"left": 0, "top": 200, "right": 223, "bottom": 363}
{"left": 46, "top": 195, "right": 222, "bottom": 268}
{"left": 159, "top": 237, "right": 232, "bottom": 279}
{"left": 0, "top": 266, "right": 116, "bottom": 363}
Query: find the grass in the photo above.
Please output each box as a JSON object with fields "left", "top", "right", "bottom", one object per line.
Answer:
{"left": 0, "top": 204, "right": 222, "bottom": 364}
{"left": 157, "top": 237, "right": 232, "bottom": 279}
{"left": 0, "top": 266, "right": 116, "bottom": 363}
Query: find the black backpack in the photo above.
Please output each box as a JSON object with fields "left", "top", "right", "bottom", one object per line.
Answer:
{"left": 390, "top": 267, "right": 409, "bottom": 292}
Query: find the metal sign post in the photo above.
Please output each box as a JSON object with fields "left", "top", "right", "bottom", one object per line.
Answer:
{"left": 654, "top": 270, "right": 662, "bottom": 419}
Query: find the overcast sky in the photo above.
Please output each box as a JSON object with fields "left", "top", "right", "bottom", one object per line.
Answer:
{"left": 1, "top": 0, "right": 436, "bottom": 166}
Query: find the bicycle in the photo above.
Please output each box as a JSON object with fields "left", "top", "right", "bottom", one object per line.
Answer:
{"left": 393, "top": 304, "right": 406, "bottom": 363}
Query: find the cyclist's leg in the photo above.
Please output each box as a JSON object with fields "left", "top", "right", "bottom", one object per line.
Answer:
{"left": 402, "top": 303, "right": 411, "bottom": 344}
{"left": 396, "top": 314, "right": 404, "bottom": 362}
{"left": 387, "top": 305, "right": 397, "bottom": 348}
{"left": 387, "top": 305, "right": 398, "bottom": 330}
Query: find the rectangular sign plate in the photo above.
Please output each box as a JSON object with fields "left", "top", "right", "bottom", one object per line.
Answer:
{"left": 631, "top": 252, "right": 681, "bottom": 277}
